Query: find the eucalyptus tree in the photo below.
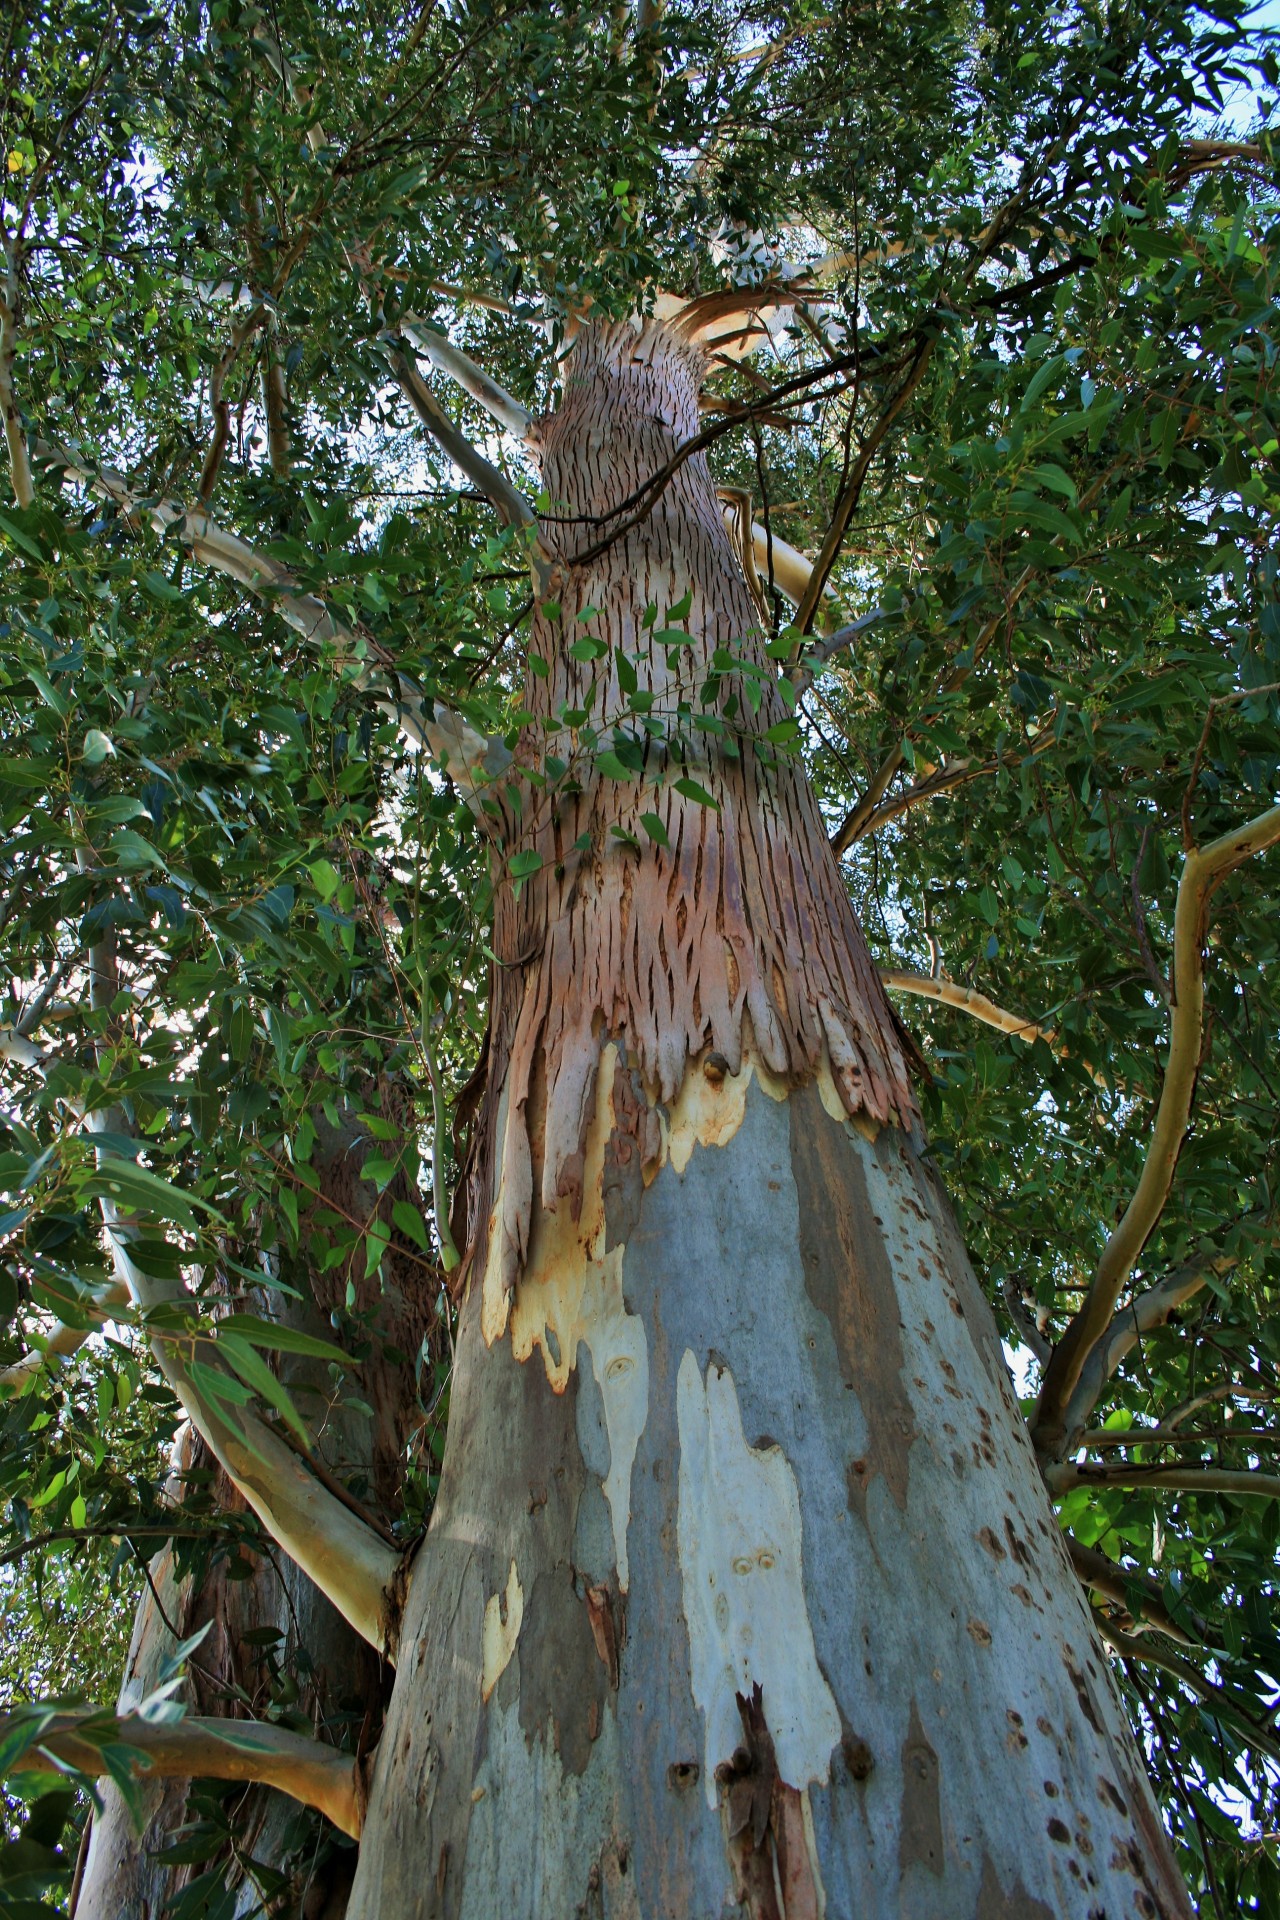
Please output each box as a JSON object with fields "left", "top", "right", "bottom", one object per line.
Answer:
{"left": 2, "top": 0, "right": 1279, "bottom": 1915}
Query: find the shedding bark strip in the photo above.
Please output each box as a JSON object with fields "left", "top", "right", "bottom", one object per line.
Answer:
{"left": 458, "top": 315, "right": 917, "bottom": 1307}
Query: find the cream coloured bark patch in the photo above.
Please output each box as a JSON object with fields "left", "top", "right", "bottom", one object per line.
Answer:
{"left": 676, "top": 1349, "right": 841, "bottom": 1807}
{"left": 481, "top": 1559, "right": 524, "bottom": 1703}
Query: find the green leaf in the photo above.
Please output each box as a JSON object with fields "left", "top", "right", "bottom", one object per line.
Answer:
{"left": 216, "top": 1331, "right": 313, "bottom": 1445}
{"left": 309, "top": 858, "right": 340, "bottom": 901}
{"left": 215, "top": 1314, "right": 354, "bottom": 1365}
{"left": 391, "top": 1198, "right": 430, "bottom": 1250}
{"left": 638, "top": 811, "right": 670, "bottom": 847}
{"left": 81, "top": 1161, "right": 221, "bottom": 1230}
{"left": 673, "top": 776, "right": 719, "bottom": 810}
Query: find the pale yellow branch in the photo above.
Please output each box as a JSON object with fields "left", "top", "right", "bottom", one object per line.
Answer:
{"left": 1032, "top": 801, "right": 1280, "bottom": 1459}
{"left": 5, "top": 1711, "right": 361, "bottom": 1837}
{"left": 0, "top": 250, "right": 35, "bottom": 510}
{"left": 0, "top": 1281, "right": 131, "bottom": 1397}
{"left": 879, "top": 968, "right": 1109, "bottom": 1087}
{"left": 880, "top": 969, "right": 1059, "bottom": 1046}
{"left": 100, "top": 1195, "right": 402, "bottom": 1655}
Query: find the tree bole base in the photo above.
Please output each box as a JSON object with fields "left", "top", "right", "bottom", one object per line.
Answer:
{"left": 350, "top": 1056, "right": 1188, "bottom": 1919}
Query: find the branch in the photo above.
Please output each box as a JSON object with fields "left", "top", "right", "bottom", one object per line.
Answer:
{"left": 1064, "top": 1536, "right": 1203, "bottom": 1647}
{"left": 100, "top": 1195, "right": 402, "bottom": 1654}
{"left": 0, "top": 1280, "right": 131, "bottom": 1397}
{"left": 880, "top": 968, "right": 1059, "bottom": 1047}
{"left": 879, "top": 967, "right": 1107, "bottom": 1087}
{"left": 793, "top": 605, "right": 891, "bottom": 683}
{"left": 0, "top": 1023, "right": 133, "bottom": 1392}
{"left": 0, "top": 246, "right": 34, "bottom": 509}
{"left": 1046, "top": 1463, "right": 1280, "bottom": 1501}
{"left": 1100, "top": 1624, "right": 1280, "bottom": 1766}
{"left": 0, "top": 1521, "right": 232, "bottom": 1569}
{"left": 401, "top": 321, "right": 533, "bottom": 439}
{"left": 3, "top": 1710, "right": 361, "bottom": 1837}
{"left": 1031, "top": 802, "right": 1280, "bottom": 1460}
{"left": 40, "top": 437, "right": 506, "bottom": 798}
{"left": 1001, "top": 1278, "right": 1051, "bottom": 1366}
{"left": 4, "top": 991, "right": 403, "bottom": 1649}
{"left": 380, "top": 338, "right": 538, "bottom": 533}
{"left": 792, "top": 337, "right": 935, "bottom": 635}
{"left": 1057, "top": 1255, "right": 1239, "bottom": 1443}
{"left": 262, "top": 324, "right": 292, "bottom": 481}
{"left": 254, "top": 24, "right": 538, "bottom": 532}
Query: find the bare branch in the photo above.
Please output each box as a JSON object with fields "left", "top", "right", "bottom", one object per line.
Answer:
{"left": 792, "top": 338, "right": 935, "bottom": 635}
{"left": 794, "top": 605, "right": 891, "bottom": 682}
{"left": 1032, "top": 802, "right": 1280, "bottom": 1460}
{"left": 1046, "top": 1462, "right": 1280, "bottom": 1501}
{"left": 1064, "top": 1537, "right": 1202, "bottom": 1647}
{"left": 3, "top": 982, "right": 404, "bottom": 1650}
{"left": 262, "top": 325, "right": 292, "bottom": 480}
{"left": 100, "top": 1196, "right": 402, "bottom": 1653}
{"left": 879, "top": 969, "right": 1107, "bottom": 1088}
{"left": 0, "top": 246, "right": 34, "bottom": 509}
{"left": 402, "top": 321, "right": 533, "bottom": 439}
{"left": 381, "top": 339, "right": 538, "bottom": 534}
{"left": 1058, "top": 1256, "right": 1240, "bottom": 1442}
{"left": 4, "top": 1710, "right": 361, "bottom": 1837}
{"left": 0, "top": 1280, "right": 131, "bottom": 1397}
{"left": 1001, "top": 1278, "right": 1051, "bottom": 1366}
{"left": 1101, "top": 1623, "right": 1280, "bottom": 1766}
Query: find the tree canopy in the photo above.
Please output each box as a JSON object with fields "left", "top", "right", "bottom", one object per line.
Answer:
{"left": 1, "top": 0, "right": 1279, "bottom": 1911}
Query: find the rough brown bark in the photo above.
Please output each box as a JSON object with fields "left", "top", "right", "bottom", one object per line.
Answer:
{"left": 342, "top": 318, "right": 1191, "bottom": 1919}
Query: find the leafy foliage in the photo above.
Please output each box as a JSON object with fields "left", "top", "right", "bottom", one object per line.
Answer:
{"left": 1, "top": 0, "right": 1279, "bottom": 1911}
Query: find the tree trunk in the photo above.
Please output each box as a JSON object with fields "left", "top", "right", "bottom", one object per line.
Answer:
{"left": 76, "top": 1095, "right": 432, "bottom": 1920}
{"left": 345, "top": 314, "right": 1190, "bottom": 1919}
{"left": 75, "top": 1438, "right": 374, "bottom": 1920}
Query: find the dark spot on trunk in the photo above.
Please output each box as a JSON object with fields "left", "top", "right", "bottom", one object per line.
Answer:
{"left": 584, "top": 1579, "right": 624, "bottom": 1690}
{"left": 517, "top": 1567, "right": 606, "bottom": 1777}
{"left": 791, "top": 1083, "right": 916, "bottom": 1523}
{"left": 1098, "top": 1776, "right": 1128, "bottom": 1816}
{"left": 1065, "top": 1660, "right": 1105, "bottom": 1737}
{"left": 602, "top": 1061, "right": 648, "bottom": 1246}
{"left": 1047, "top": 1817, "right": 1071, "bottom": 1843}
{"left": 667, "top": 1760, "right": 700, "bottom": 1791}
{"left": 843, "top": 1733, "right": 874, "bottom": 1781}
{"left": 898, "top": 1699, "right": 944, "bottom": 1879}
{"left": 1003, "top": 1517, "right": 1032, "bottom": 1566}
{"left": 975, "top": 1853, "right": 1054, "bottom": 1919}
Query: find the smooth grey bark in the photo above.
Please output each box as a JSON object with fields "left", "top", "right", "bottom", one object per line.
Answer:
{"left": 349, "top": 1064, "right": 1189, "bottom": 1919}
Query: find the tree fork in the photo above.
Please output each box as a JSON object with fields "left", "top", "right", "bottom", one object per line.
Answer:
{"left": 343, "top": 317, "right": 1190, "bottom": 1919}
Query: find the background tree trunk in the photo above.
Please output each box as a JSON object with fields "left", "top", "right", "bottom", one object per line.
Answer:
{"left": 344, "top": 320, "right": 1192, "bottom": 1919}
{"left": 76, "top": 1095, "right": 434, "bottom": 1920}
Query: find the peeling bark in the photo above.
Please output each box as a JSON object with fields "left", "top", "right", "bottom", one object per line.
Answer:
{"left": 455, "top": 316, "right": 918, "bottom": 1318}
{"left": 340, "top": 317, "right": 1189, "bottom": 1918}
